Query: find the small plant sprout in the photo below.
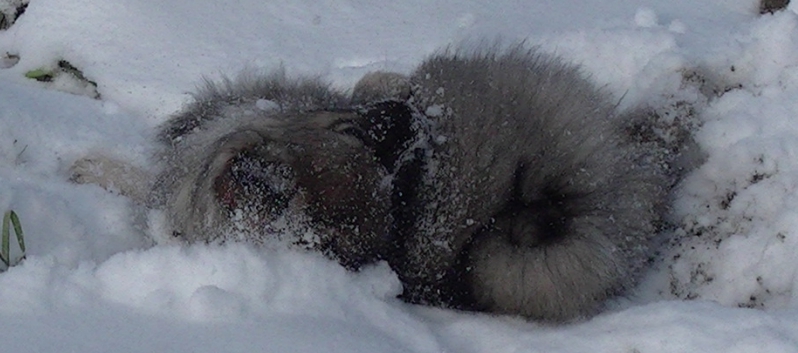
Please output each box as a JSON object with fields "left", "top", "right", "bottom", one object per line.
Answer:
{"left": 1, "top": 210, "right": 26, "bottom": 270}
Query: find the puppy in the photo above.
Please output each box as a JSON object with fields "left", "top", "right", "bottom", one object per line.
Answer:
{"left": 73, "top": 71, "right": 415, "bottom": 270}
{"left": 73, "top": 48, "right": 692, "bottom": 322}
{"left": 369, "top": 47, "right": 679, "bottom": 322}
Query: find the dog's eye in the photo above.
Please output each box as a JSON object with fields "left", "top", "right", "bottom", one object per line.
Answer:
{"left": 330, "top": 120, "right": 366, "bottom": 140}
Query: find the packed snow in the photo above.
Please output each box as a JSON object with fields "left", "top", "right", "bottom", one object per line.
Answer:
{"left": 1, "top": 0, "right": 798, "bottom": 352}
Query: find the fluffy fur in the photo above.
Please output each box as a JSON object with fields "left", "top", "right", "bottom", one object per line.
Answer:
{"left": 71, "top": 47, "right": 688, "bottom": 322}
{"left": 375, "top": 48, "right": 673, "bottom": 322}
{"left": 70, "top": 71, "right": 416, "bottom": 270}
{"left": 147, "top": 72, "right": 411, "bottom": 269}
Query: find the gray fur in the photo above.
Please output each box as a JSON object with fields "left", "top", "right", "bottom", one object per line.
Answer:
{"left": 761, "top": 0, "right": 789, "bottom": 14}
{"left": 69, "top": 70, "right": 413, "bottom": 269}
{"left": 386, "top": 47, "right": 670, "bottom": 322}
{"left": 150, "top": 71, "right": 396, "bottom": 269}
{"left": 70, "top": 49, "right": 686, "bottom": 322}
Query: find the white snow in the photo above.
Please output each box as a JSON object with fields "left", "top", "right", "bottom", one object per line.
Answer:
{"left": 1, "top": 0, "right": 798, "bottom": 352}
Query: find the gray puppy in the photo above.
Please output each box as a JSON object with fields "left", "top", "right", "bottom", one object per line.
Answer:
{"left": 73, "top": 71, "right": 412, "bottom": 270}
{"left": 370, "top": 47, "right": 675, "bottom": 322}
{"left": 72, "top": 48, "right": 687, "bottom": 322}
{"left": 154, "top": 72, "right": 427, "bottom": 269}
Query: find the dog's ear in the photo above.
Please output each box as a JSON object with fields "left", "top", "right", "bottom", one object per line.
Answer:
{"left": 347, "top": 71, "right": 418, "bottom": 171}
{"left": 354, "top": 100, "right": 416, "bottom": 172}
{"left": 351, "top": 71, "right": 411, "bottom": 105}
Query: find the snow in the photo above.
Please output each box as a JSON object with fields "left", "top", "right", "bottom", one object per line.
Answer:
{"left": 1, "top": 0, "right": 798, "bottom": 352}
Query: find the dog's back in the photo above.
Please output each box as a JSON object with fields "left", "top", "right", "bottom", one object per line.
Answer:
{"left": 389, "top": 47, "right": 669, "bottom": 321}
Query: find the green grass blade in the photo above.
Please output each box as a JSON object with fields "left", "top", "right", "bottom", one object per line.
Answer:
{"left": 24, "top": 68, "right": 54, "bottom": 82}
{"left": 9, "top": 210, "right": 25, "bottom": 254}
{"left": 1, "top": 211, "right": 10, "bottom": 267}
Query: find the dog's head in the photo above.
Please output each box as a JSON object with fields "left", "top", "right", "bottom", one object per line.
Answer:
{"left": 155, "top": 101, "right": 416, "bottom": 269}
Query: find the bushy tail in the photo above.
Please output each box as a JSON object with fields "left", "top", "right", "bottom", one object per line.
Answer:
{"left": 465, "top": 214, "right": 634, "bottom": 322}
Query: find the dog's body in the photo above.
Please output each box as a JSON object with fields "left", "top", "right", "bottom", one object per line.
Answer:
{"left": 72, "top": 47, "right": 687, "bottom": 322}
{"left": 367, "top": 48, "right": 671, "bottom": 321}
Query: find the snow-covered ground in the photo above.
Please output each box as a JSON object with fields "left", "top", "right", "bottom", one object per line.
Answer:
{"left": 1, "top": 0, "right": 798, "bottom": 352}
